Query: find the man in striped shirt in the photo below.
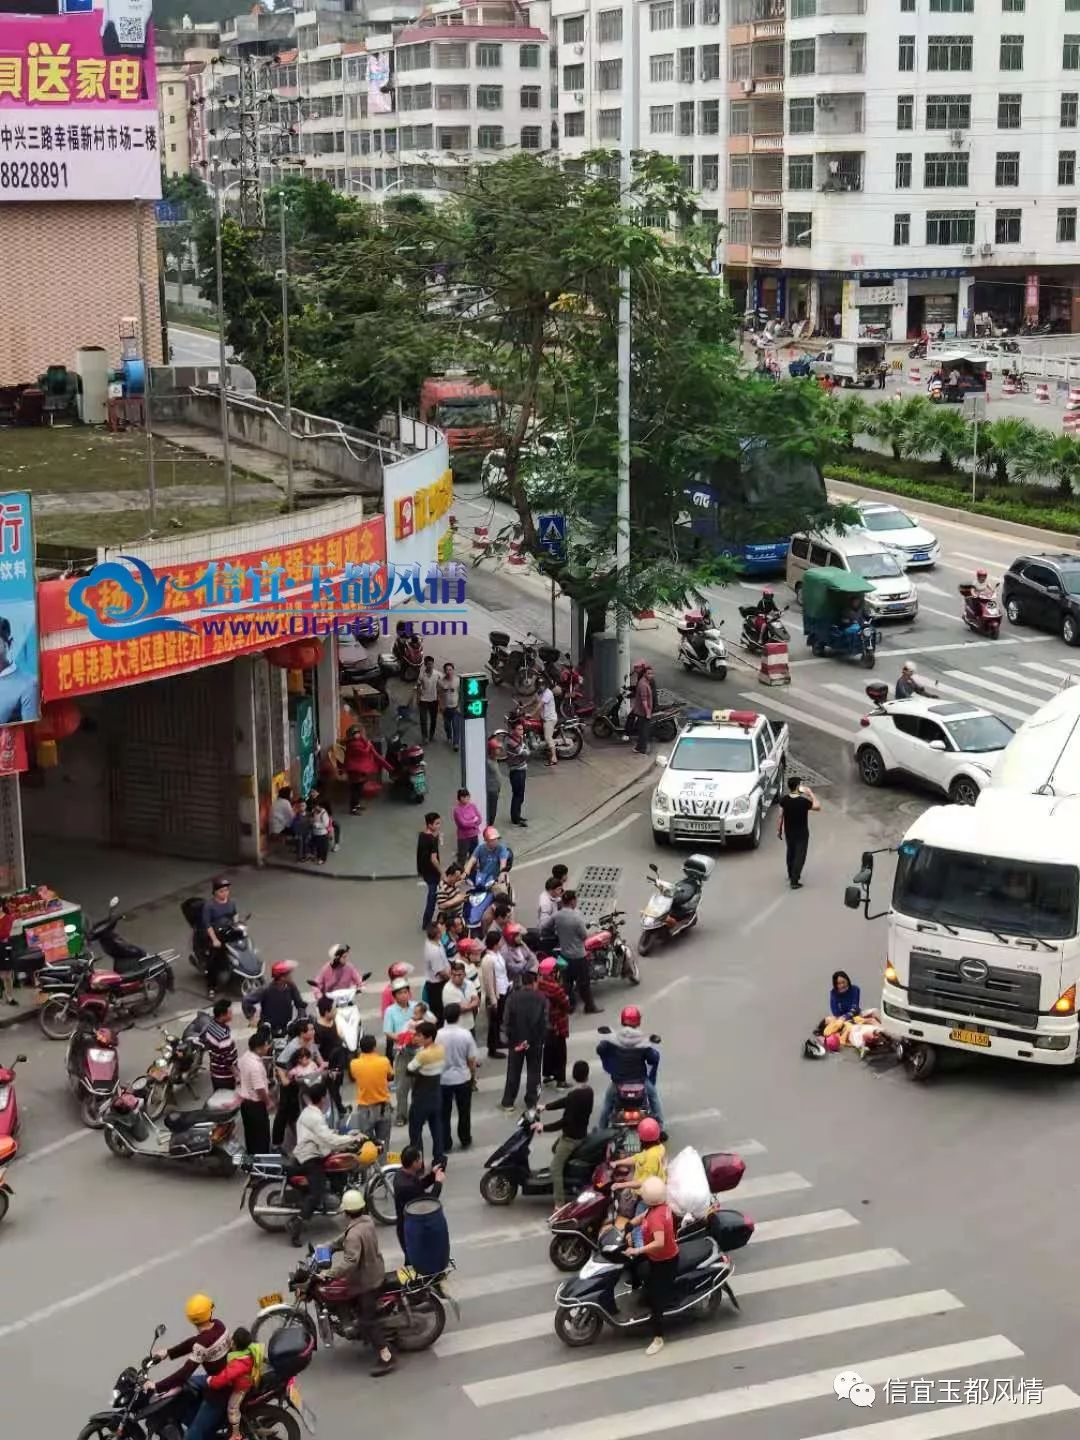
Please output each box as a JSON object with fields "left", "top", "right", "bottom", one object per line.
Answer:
{"left": 205, "top": 998, "right": 238, "bottom": 1091}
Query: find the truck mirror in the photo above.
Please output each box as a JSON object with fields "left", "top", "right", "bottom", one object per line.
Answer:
{"left": 844, "top": 885, "right": 862, "bottom": 911}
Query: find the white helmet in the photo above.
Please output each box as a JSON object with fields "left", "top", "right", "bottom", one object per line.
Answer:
{"left": 639, "top": 1177, "right": 668, "bottom": 1207}
{"left": 341, "top": 1189, "right": 366, "bottom": 1214}
{"left": 329, "top": 943, "right": 350, "bottom": 963}
{"left": 901, "top": 661, "right": 916, "bottom": 674}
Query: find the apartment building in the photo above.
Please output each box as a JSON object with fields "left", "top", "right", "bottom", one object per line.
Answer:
{"left": 155, "top": 25, "right": 222, "bottom": 179}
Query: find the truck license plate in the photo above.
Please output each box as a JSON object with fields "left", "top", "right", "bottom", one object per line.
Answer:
{"left": 950, "top": 1028, "right": 990, "bottom": 1048}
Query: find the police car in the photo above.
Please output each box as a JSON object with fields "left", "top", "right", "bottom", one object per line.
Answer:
{"left": 651, "top": 709, "right": 789, "bottom": 849}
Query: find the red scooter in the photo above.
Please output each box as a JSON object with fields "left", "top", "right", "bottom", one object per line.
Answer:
{"left": 959, "top": 584, "right": 1002, "bottom": 638}
{"left": 557, "top": 663, "right": 595, "bottom": 721}
{"left": 0, "top": 1051, "right": 26, "bottom": 1156}
{"left": 65, "top": 994, "right": 121, "bottom": 1128}
{"left": 497, "top": 704, "right": 584, "bottom": 760}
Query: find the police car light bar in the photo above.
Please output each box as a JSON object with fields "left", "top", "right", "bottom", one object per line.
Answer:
{"left": 713, "top": 709, "right": 759, "bottom": 729}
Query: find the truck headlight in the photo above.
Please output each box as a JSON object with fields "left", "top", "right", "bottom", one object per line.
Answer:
{"left": 731, "top": 796, "right": 751, "bottom": 815}
{"left": 653, "top": 793, "right": 669, "bottom": 813}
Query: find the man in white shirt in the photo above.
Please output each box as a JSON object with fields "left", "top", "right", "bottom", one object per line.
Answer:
{"left": 438, "top": 1003, "right": 479, "bottom": 1151}
{"left": 423, "top": 922, "right": 450, "bottom": 1023}
{"left": 290, "top": 1082, "right": 357, "bottom": 1244}
{"left": 536, "top": 682, "right": 559, "bottom": 766}
{"left": 442, "top": 958, "right": 479, "bottom": 1031}
{"left": 269, "top": 787, "right": 296, "bottom": 837}
{"left": 236, "top": 1032, "right": 274, "bottom": 1155}
{"left": 538, "top": 875, "right": 563, "bottom": 938}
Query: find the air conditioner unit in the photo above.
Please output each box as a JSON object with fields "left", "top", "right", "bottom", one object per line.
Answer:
{"left": 574, "top": 91, "right": 585, "bottom": 103}
{"left": 573, "top": 43, "right": 585, "bottom": 54}
{"left": 742, "top": 78, "right": 755, "bottom": 94}
{"left": 979, "top": 242, "right": 993, "bottom": 257}
{"left": 949, "top": 129, "right": 965, "bottom": 147}
{"left": 960, "top": 244, "right": 975, "bottom": 258}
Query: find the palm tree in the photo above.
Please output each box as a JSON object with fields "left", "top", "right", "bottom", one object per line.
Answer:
{"left": 825, "top": 391, "right": 873, "bottom": 451}
{"left": 977, "top": 417, "right": 1040, "bottom": 487}
{"left": 1021, "top": 429, "right": 1080, "bottom": 497}
{"left": 922, "top": 406, "right": 970, "bottom": 473}
{"left": 869, "top": 394, "right": 931, "bottom": 460}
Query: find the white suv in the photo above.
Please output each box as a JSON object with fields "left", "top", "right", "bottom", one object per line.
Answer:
{"left": 853, "top": 695, "right": 1013, "bottom": 806}
{"left": 651, "top": 708, "right": 789, "bottom": 849}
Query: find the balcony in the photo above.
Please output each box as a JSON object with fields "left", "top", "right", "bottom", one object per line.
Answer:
{"left": 753, "top": 19, "right": 784, "bottom": 40}
{"left": 817, "top": 151, "right": 863, "bottom": 192}
{"left": 751, "top": 190, "right": 782, "bottom": 206}
{"left": 816, "top": 35, "right": 865, "bottom": 76}
{"left": 751, "top": 40, "right": 783, "bottom": 79}
{"left": 751, "top": 245, "right": 783, "bottom": 262}
{"left": 752, "top": 133, "right": 784, "bottom": 151}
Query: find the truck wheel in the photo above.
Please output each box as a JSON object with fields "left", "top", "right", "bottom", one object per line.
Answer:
{"left": 904, "top": 1043, "right": 937, "bottom": 1082}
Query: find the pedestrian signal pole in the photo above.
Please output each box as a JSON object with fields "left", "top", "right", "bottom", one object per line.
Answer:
{"left": 461, "top": 674, "right": 490, "bottom": 797}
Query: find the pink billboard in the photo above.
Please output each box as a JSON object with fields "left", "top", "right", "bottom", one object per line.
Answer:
{"left": 0, "top": 0, "right": 160, "bottom": 201}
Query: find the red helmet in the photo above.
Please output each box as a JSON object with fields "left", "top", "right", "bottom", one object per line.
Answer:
{"left": 487, "top": 738, "right": 501, "bottom": 753}
{"left": 976, "top": 568, "right": 988, "bottom": 580}
{"left": 271, "top": 960, "right": 297, "bottom": 980}
{"left": 388, "top": 962, "right": 412, "bottom": 979}
{"left": 620, "top": 1004, "right": 642, "bottom": 1028}
{"left": 637, "top": 1117, "right": 661, "bottom": 1145}
{"left": 761, "top": 586, "right": 774, "bottom": 596}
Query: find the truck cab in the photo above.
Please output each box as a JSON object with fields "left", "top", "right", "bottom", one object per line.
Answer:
{"left": 419, "top": 376, "right": 499, "bottom": 480}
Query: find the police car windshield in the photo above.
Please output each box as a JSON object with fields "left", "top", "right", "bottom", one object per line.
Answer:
{"left": 670, "top": 737, "right": 754, "bottom": 773}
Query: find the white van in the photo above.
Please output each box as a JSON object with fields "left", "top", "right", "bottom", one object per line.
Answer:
{"left": 787, "top": 530, "right": 919, "bottom": 620}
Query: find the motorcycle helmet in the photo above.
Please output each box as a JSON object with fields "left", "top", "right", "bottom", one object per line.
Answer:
{"left": 271, "top": 960, "right": 297, "bottom": 980}
{"left": 358, "top": 1141, "right": 380, "bottom": 1167}
{"left": 761, "top": 586, "right": 774, "bottom": 596}
{"left": 185, "top": 1293, "right": 215, "bottom": 1325}
{"left": 328, "top": 944, "right": 350, "bottom": 963}
{"left": 483, "top": 825, "right": 500, "bottom": 841}
{"left": 637, "top": 1117, "right": 661, "bottom": 1145}
{"left": 976, "top": 568, "right": 988, "bottom": 581}
{"left": 388, "top": 961, "right": 413, "bottom": 979}
{"left": 455, "top": 937, "right": 482, "bottom": 956}
{"left": 487, "top": 737, "right": 502, "bottom": 753}
{"left": 391, "top": 977, "right": 412, "bottom": 995}
{"left": 538, "top": 956, "right": 558, "bottom": 976}
{"left": 824, "top": 1034, "right": 841, "bottom": 1053}
{"left": 620, "top": 1004, "right": 642, "bottom": 1028}
{"left": 503, "top": 922, "right": 524, "bottom": 942}
{"left": 639, "top": 1177, "right": 667, "bottom": 1207}
{"left": 341, "top": 1189, "right": 367, "bottom": 1214}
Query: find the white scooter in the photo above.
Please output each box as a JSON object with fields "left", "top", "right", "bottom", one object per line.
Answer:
{"left": 308, "top": 973, "right": 371, "bottom": 1056}
{"left": 638, "top": 854, "right": 715, "bottom": 957}
{"left": 676, "top": 611, "right": 727, "bottom": 680}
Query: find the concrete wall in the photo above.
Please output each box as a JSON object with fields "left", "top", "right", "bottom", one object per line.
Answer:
{"left": 0, "top": 201, "right": 162, "bottom": 387}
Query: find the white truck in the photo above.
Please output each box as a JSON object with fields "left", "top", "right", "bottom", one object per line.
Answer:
{"left": 813, "top": 340, "right": 885, "bottom": 388}
{"left": 845, "top": 684, "right": 1080, "bottom": 1079}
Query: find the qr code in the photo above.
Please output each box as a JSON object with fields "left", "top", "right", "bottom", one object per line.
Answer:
{"left": 115, "top": 16, "right": 145, "bottom": 44}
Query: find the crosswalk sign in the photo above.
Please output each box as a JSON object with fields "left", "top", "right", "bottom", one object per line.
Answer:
{"left": 537, "top": 513, "right": 566, "bottom": 561}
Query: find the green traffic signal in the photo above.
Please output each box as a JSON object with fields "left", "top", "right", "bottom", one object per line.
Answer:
{"left": 462, "top": 674, "right": 488, "bottom": 719}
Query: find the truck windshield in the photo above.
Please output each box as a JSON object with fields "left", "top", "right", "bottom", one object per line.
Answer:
{"left": 671, "top": 737, "right": 754, "bottom": 773}
{"left": 893, "top": 844, "right": 1078, "bottom": 941}
{"left": 437, "top": 398, "right": 497, "bottom": 426}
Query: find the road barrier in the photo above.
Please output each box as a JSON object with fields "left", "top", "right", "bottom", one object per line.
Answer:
{"left": 1035, "top": 382, "right": 1051, "bottom": 405}
{"left": 1065, "top": 409, "right": 1080, "bottom": 435}
{"left": 907, "top": 365, "right": 921, "bottom": 387}
{"left": 758, "top": 641, "right": 791, "bottom": 687}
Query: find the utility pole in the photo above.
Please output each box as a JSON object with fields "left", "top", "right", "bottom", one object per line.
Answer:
{"left": 278, "top": 199, "right": 295, "bottom": 511}
{"left": 615, "top": 0, "right": 639, "bottom": 685}
{"left": 134, "top": 199, "right": 158, "bottom": 529}
{"left": 212, "top": 169, "right": 235, "bottom": 523}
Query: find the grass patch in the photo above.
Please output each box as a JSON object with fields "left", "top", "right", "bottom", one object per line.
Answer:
{"left": 167, "top": 303, "right": 219, "bottom": 334}
{"left": 36, "top": 499, "right": 284, "bottom": 548}
{"left": 0, "top": 426, "right": 258, "bottom": 492}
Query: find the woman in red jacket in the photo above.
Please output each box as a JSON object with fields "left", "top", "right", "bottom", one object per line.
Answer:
{"left": 537, "top": 956, "right": 571, "bottom": 1087}
{"left": 341, "top": 725, "right": 392, "bottom": 813}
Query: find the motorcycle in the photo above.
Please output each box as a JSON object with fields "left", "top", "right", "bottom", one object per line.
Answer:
{"left": 308, "top": 975, "right": 370, "bottom": 1055}
{"left": 590, "top": 690, "right": 681, "bottom": 745}
{"left": 556, "top": 662, "right": 595, "bottom": 721}
{"left": 392, "top": 630, "right": 424, "bottom": 685}
{"left": 638, "top": 854, "right": 715, "bottom": 957}
{"left": 384, "top": 730, "right": 427, "bottom": 803}
{"left": 495, "top": 705, "right": 584, "bottom": 761}
{"left": 676, "top": 611, "right": 727, "bottom": 679}
{"left": 959, "top": 583, "right": 1002, "bottom": 639}
{"left": 908, "top": 340, "right": 927, "bottom": 359}
{"left": 462, "top": 869, "right": 515, "bottom": 939}
{"left": 140, "top": 1025, "right": 206, "bottom": 1120}
{"left": 738, "top": 604, "right": 791, "bottom": 656}
{"left": 0, "top": 1135, "right": 14, "bottom": 1223}
{"left": 479, "top": 1109, "right": 635, "bottom": 1207}
{"left": 0, "top": 1051, "right": 26, "bottom": 1153}
{"left": 582, "top": 910, "right": 639, "bottom": 987}
{"left": 78, "top": 1323, "right": 314, "bottom": 1440}
{"left": 241, "top": 1142, "right": 401, "bottom": 1231}
{"left": 553, "top": 1226, "right": 739, "bottom": 1347}
{"left": 180, "top": 898, "right": 265, "bottom": 997}
{"left": 65, "top": 994, "right": 120, "bottom": 1128}
{"left": 549, "top": 1151, "right": 752, "bottom": 1273}
{"left": 486, "top": 629, "right": 513, "bottom": 685}
{"left": 503, "top": 632, "right": 543, "bottom": 695}
{"left": 251, "top": 1247, "right": 456, "bottom": 1356}
{"left": 101, "top": 1075, "right": 241, "bottom": 1175}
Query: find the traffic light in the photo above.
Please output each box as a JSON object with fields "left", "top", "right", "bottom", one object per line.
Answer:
{"left": 462, "top": 674, "right": 489, "bottom": 719}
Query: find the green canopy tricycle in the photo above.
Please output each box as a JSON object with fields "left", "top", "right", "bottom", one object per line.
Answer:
{"left": 801, "top": 568, "right": 879, "bottom": 668}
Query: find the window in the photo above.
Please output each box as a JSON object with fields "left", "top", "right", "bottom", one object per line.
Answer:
{"left": 650, "top": 0, "right": 674, "bottom": 30}
{"left": 650, "top": 104, "right": 674, "bottom": 134}
{"left": 999, "top": 34, "right": 1023, "bottom": 71}
{"left": 1002, "top": 0, "right": 1024, "bottom": 9}
{"left": 928, "top": 35, "right": 972, "bottom": 71}
{"left": 477, "top": 124, "right": 503, "bottom": 148}
{"left": 926, "top": 209, "right": 975, "bottom": 244}
{"left": 702, "top": 0, "right": 720, "bottom": 22}
{"left": 898, "top": 35, "right": 915, "bottom": 71}
{"left": 727, "top": 207, "right": 749, "bottom": 242}
{"left": 598, "top": 107, "right": 621, "bottom": 140}
{"left": 789, "top": 97, "right": 815, "bottom": 134}
{"left": 562, "top": 16, "right": 584, "bottom": 42}
{"left": 520, "top": 44, "right": 540, "bottom": 68}
{"left": 678, "top": 155, "right": 694, "bottom": 188}
{"left": 1061, "top": 150, "right": 1077, "bottom": 185}
{"left": 925, "top": 151, "right": 969, "bottom": 186}
{"left": 997, "top": 92, "right": 1021, "bottom": 128}
{"left": 397, "top": 42, "right": 430, "bottom": 71}
{"left": 598, "top": 9, "right": 622, "bottom": 42}
{"left": 650, "top": 53, "right": 674, "bottom": 83}
{"left": 597, "top": 58, "right": 622, "bottom": 90}
{"left": 562, "top": 62, "right": 584, "bottom": 89}
{"left": 699, "top": 98, "right": 719, "bottom": 133}
{"left": 895, "top": 152, "right": 912, "bottom": 188}
{"left": 789, "top": 39, "right": 815, "bottom": 76}
{"left": 995, "top": 151, "right": 1020, "bottom": 186}
{"left": 680, "top": 48, "right": 695, "bottom": 83}
{"left": 701, "top": 154, "right": 719, "bottom": 190}
{"left": 897, "top": 94, "right": 914, "bottom": 130}
{"left": 701, "top": 44, "right": 720, "bottom": 80}
{"left": 728, "top": 44, "right": 750, "bottom": 81}
{"left": 435, "top": 84, "right": 469, "bottom": 109}
{"left": 520, "top": 125, "right": 542, "bottom": 148}
{"left": 930, "top": 0, "right": 973, "bottom": 9}
{"left": 476, "top": 43, "right": 502, "bottom": 67}
{"left": 729, "top": 101, "right": 750, "bottom": 134}
{"left": 679, "top": 0, "right": 695, "bottom": 23}
{"left": 398, "top": 83, "right": 432, "bottom": 111}
{"left": 900, "top": 0, "right": 914, "bottom": 9}
{"left": 926, "top": 93, "right": 971, "bottom": 128}
{"left": 564, "top": 111, "right": 585, "bottom": 137}
{"left": 788, "top": 155, "right": 813, "bottom": 190}
{"left": 995, "top": 207, "right": 1021, "bottom": 243}
{"left": 477, "top": 84, "right": 503, "bottom": 109}
{"left": 434, "top": 41, "right": 469, "bottom": 68}
{"left": 1058, "top": 206, "right": 1078, "bottom": 242}
{"left": 520, "top": 85, "right": 541, "bottom": 108}
{"left": 791, "top": 0, "right": 816, "bottom": 15}
{"left": 1064, "top": 93, "right": 1079, "bottom": 127}
{"left": 678, "top": 100, "right": 695, "bottom": 135}
{"left": 787, "top": 212, "right": 812, "bottom": 247}
{"left": 730, "top": 155, "right": 750, "bottom": 188}
{"left": 894, "top": 212, "right": 911, "bottom": 245}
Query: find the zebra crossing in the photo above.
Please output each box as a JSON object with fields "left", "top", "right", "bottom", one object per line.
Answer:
{"left": 380, "top": 1107, "right": 1080, "bottom": 1440}
{"left": 740, "top": 650, "right": 1080, "bottom": 749}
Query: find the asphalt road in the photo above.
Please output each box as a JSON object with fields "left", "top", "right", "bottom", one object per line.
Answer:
{"left": 169, "top": 326, "right": 232, "bottom": 367}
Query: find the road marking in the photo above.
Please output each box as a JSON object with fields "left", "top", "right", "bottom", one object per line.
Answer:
{"left": 804, "top": 1387, "right": 1080, "bottom": 1440}
{"left": 918, "top": 603, "right": 963, "bottom": 623}
{"left": 986, "top": 665, "right": 1059, "bottom": 695}
{"left": 750, "top": 1207, "right": 860, "bottom": 1243}
{"left": 788, "top": 636, "right": 1053, "bottom": 667}
{"left": 449, "top": 1255, "right": 921, "bottom": 1365}
{"left": 915, "top": 580, "right": 953, "bottom": 598}
{"left": 0, "top": 1217, "right": 247, "bottom": 1341}
{"left": 941, "top": 670, "right": 1043, "bottom": 710}
{"left": 649, "top": 974, "right": 691, "bottom": 1003}
{"left": 776, "top": 688, "right": 865, "bottom": 725}
{"left": 739, "top": 693, "right": 853, "bottom": 744}
{"left": 823, "top": 681, "right": 876, "bottom": 706}
{"left": 953, "top": 550, "right": 1000, "bottom": 567}
{"left": 516, "top": 813, "right": 643, "bottom": 872}
{"left": 740, "top": 894, "right": 786, "bottom": 936}
{"left": 730, "top": 1169, "right": 811, "bottom": 1199}
{"left": 460, "top": 1289, "right": 966, "bottom": 1402}
{"left": 20, "top": 1128, "right": 97, "bottom": 1165}
{"left": 1019, "top": 660, "right": 1080, "bottom": 683}
{"left": 494, "top": 1337, "right": 1025, "bottom": 1440}
{"left": 934, "top": 680, "right": 1029, "bottom": 722}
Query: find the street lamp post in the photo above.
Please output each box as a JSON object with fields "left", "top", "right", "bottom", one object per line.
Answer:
{"left": 615, "top": 0, "right": 641, "bottom": 683}
{"left": 277, "top": 198, "right": 294, "bottom": 512}
{"left": 134, "top": 198, "right": 158, "bottom": 529}
{"left": 212, "top": 166, "right": 238, "bottom": 524}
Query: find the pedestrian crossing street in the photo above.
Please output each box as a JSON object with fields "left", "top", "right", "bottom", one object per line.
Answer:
{"left": 741, "top": 649, "right": 1080, "bottom": 749}
{"left": 376, "top": 1107, "right": 1079, "bottom": 1440}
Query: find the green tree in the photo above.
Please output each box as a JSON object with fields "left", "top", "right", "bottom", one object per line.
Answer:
{"left": 869, "top": 395, "right": 935, "bottom": 461}
{"left": 824, "top": 391, "right": 873, "bottom": 452}
{"left": 978, "top": 417, "right": 1041, "bottom": 487}
{"left": 1019, "top": 429, "right": 1080, "bottom": 497}
{"left": 921, "top": 405, "right": 970, "bottom": 473}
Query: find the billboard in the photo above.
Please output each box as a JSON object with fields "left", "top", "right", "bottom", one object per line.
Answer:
{"left": 0, "top": 493, "right": 40, "bottom": 725}
{"left": 0, "top": 0, "right": 160, "bottom": 201}
{"left": 368, "top": 52, "right": 391, "bottom": 116}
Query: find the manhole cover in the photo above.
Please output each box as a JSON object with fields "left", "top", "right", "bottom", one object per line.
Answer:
{"left": 579, "top": 866, "right": 622, "bottom": 886}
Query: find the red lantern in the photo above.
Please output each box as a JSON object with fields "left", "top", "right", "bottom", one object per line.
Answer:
{"left": 33, "top": 701, "right": 82, "bottom": 743}
{"left": 289, "top": 640, "right": 324, "bottom": 670}
{"left": 265, "top": 642, "right": 301, "bottom": 670}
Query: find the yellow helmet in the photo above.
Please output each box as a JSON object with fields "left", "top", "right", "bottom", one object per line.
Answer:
{"left": 185, "top": 1293, "right": 215, "bottom": 1325}
{"left": 358, "top": 1140, "right": 379, "bottom": 1167}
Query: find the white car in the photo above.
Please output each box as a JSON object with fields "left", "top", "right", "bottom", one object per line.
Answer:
{"left": 853, "top": 695, "right": 1014, "bottom": 806}
{"left": 855, "top": 502, "right": 941, "bottom": 569}
{"left": 651, "top": 708, "right": 789, "bottom": 849}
